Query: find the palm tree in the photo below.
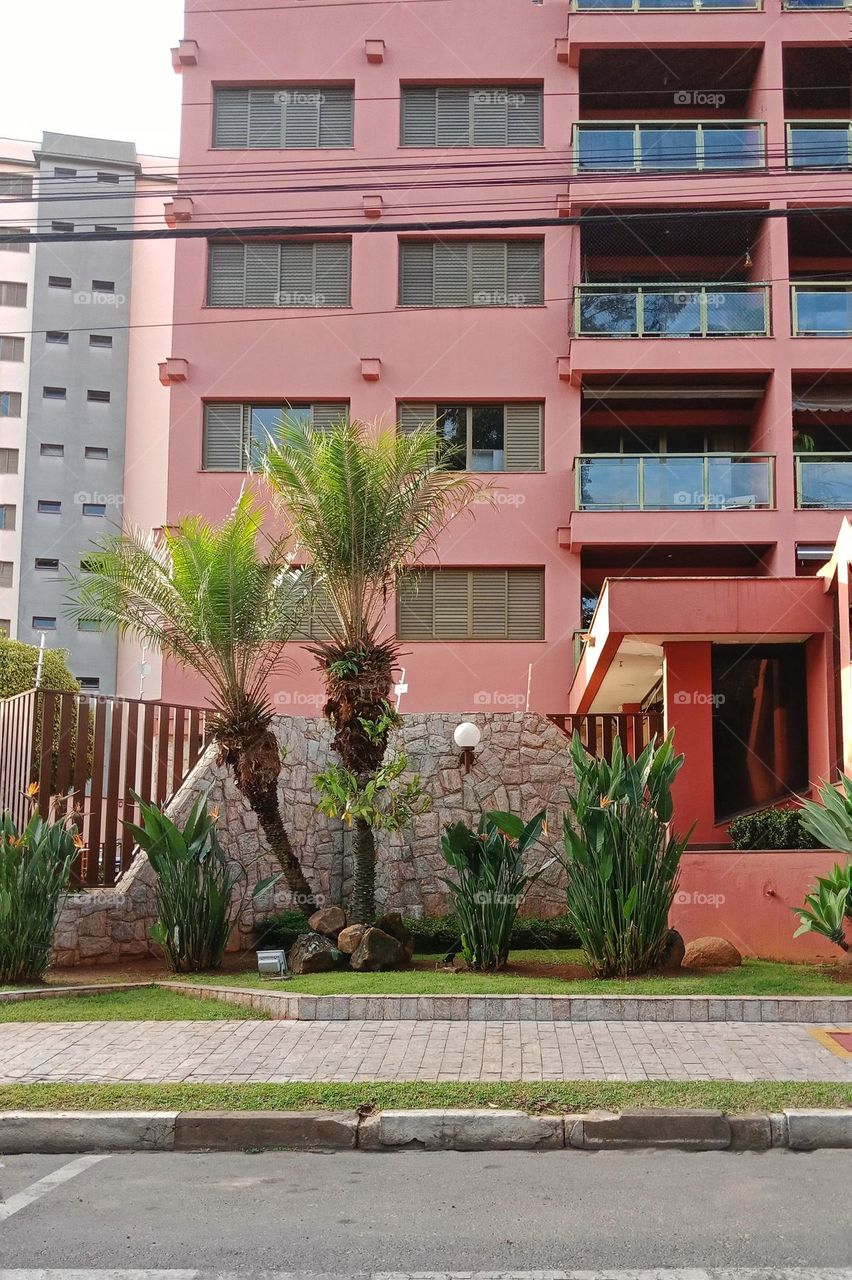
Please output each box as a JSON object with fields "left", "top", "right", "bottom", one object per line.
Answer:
{"left": 64, "top": 491, "right": 319, "bottom": 911}
{"left": 263, "top": 418, "right": 477, "bottom": 923}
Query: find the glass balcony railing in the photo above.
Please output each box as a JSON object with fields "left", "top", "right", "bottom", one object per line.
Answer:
{"left": 792, "top": 283, "right": 852, "bottom": 336}
{"left": 783, "top": 0, "right": 851, "bottom": 9}
{"left": 573, "top": 0, "right": 761, "bottom": 8}
{"left": 573, "top": 122, "right": 765, "bottom": 172}
{"left": 787, "top": 122, "right": 852, "bottom": 168}
{"left": 574, "top": 283, "right": 771, "bottom": 337}
{"left": 575, "top": 453, "right": 775, "bottom": 511}
{"left": 796, "top": 455, "right": 852, "bottom": 508}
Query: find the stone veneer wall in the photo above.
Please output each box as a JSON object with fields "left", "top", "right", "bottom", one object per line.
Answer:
{"left": 51, "top": 711, "right": 575, "bottom": 966}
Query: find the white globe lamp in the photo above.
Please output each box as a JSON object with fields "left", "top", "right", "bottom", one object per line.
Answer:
{"left": 454, "top": 721, "right": 482, "bottom": 773}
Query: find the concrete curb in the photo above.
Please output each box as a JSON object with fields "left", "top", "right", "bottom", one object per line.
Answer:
{"left": 1, "top": 1107, "right": 851, "bottom": 1153}
{"left": 0, "top": 983, "right": 154, "bottom": 1004}
{"left": 163, "top": 982, "right": 852, "bottom": 1024}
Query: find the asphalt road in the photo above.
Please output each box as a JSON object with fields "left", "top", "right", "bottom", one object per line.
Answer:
{"left": 1, "top": 1150, "right": 851, "bottom": 1270}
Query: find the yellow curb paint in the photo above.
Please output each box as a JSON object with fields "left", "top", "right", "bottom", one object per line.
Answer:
{"left": 809, "top": 1028, "right": 852, "bottom": 1060}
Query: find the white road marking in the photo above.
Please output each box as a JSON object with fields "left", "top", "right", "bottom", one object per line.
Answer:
{"left": 0, "top": 1154, "right": 110, "bottom": 1223}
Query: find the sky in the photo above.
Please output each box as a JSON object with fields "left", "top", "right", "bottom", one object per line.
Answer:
{"left": 3, "top": 0, "right": 183, "bottom": 157}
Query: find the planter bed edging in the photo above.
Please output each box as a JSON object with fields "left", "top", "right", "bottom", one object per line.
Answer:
{"left": 0, "top": 983, "right": 153, "bottom": 1004}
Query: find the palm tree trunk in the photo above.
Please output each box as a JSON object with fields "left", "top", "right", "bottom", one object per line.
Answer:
{"left": 349, "top": 816, "right": 376, "bottom": 924}
{"left": 243, "top": 775, "right": 319, "bottom": 914}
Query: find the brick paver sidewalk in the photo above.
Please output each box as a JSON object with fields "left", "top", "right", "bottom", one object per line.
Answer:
{"left": 1, "top": 1018, "right": 851, "bottom": 1084}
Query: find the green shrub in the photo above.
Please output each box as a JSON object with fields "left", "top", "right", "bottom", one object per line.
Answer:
{"left": 0, "top": 808, "right": 78, "bottom": 984}
{"left": 255, "top": 909, "right": 580, "bottom": 954}
{"left": 561, "top": 730, "right": 690, "bottom": 978}
{"left": 0, "top": 638, "right": 87, "bottom": 794}
{"left": 439, "top": 810, "right": 555, "bottom": 971}
{"left": 729, "top": 806, "right": 812, "bottom": 850}
{"left": 126, "top": 792, "right": 243, "bottom": 973}
{"left": 254, "top": 909, "right": 311, "bottom": 950}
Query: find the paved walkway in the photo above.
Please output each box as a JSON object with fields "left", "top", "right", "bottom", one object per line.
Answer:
{"left": 2, "top": 1018, "right": 851, "bottom": 1083}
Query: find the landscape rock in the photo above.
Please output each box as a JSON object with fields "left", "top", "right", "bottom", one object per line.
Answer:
{"left": 350, "top": 926, "right": 407, "bottom": 972}
{"left": 337, "top": 924, "right": 367, "bottom": 955}
{"left": 683, "top": 936, "right": 742, "bottom": 969}
{"left": 308, "top": 906, "right": 347, "bottom": 939}
{"left": 657, "top": 928, "right": 685, "bottom": 971}
{"left": 287, "top": 931, "right": 337, "bottom": 975}
{"left": 374, "top": 911, "right": 415, "bottom": 959}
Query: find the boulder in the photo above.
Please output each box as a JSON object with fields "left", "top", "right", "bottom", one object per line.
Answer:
{"left": 337, "top": 924, "right": 367, "bottom": 955}
{"left": 288, "top": 931, "right": 337, "bottom": 975}
{"left": 308, "top": 906, "right": 347, "bottom": 939}
{"left": 374, "top": 911, "right": 415, "bottom": 960}
{"left": 683, "top": 936, "right": 742, "bottom": 969}
{"left": 349, "top": 926, "right": 407, "bottom": 972}
{"left": 657, "top": 928, "right": 686, "bottom": 972}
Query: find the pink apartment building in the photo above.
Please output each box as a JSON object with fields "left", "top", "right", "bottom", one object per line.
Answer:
{"left": 164, "top": 0, "right": 852, "bottom": 843}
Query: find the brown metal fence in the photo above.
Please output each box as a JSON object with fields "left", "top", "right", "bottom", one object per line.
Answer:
{"left": 0, "top": 689, "right": 209, "bottom": 886}
{"left": 547, "top": 712, "right": 665, "bottom": 761}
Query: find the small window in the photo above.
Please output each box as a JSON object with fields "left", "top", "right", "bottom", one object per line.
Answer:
{"left": 32, "top": 616, "right": 57, "bottom": 630}
{"left": 0, "top": 505, "right": 16, "bottom": 531}
{"left": 0, "top": 561, "right": 13, "bottom": 589}
{"left": 0, "top": 392, "right": 22, "bottom": 417}
{"left": 37, "top": 499, "right": 61, "bottom": 515}
{"left": 34, "top": 557, "right": 59, "bottom": 571}
{"left": 48, "top": 275, "right": 72, "bottom": 289}
{"left": 82, "top": 502, "right": 107, "bottom": 517}
{"left": 77, "top": 618, "right": 102, "bottom": 632}
{"left": 0, "top": 282, "right": 27, "bottom": 306}
{"left": 89, "top": 334, "right": 112, "bottom": 349}
{"left": 0, "top": 175, "right": 33, "bottom": 197}
{"left": 91, "top": 279, "right": 115, "bottom": 293}
{"left": 53, "top": 166, "right": 77, "bottom": 178}
{"left": 84, "top": 446, "right": 108, "bottom": 460}
{"left": 43, "top": 386, "right": 67, "bottom": 400}
{"left": 0, "top": 619, "right": 9, "bottom": 637}
{"left": 93, "top": 225, "right": 117, "bottom": 233}
{"left": 78, "top": 676, "right": 100, "bottom": 690}
{"left": 0, "top": 448, "right": 19, "bottom": 474}
{"left": 96, "top": 171, "right": 120, "bottom": 184}
{"left": 397, "top": 567, "right": 545, "bottom": 640}
{"left": 0, "top": 226, "right": 29, "bottom": 253}
{"left": 45, "top": 331, "right": 69, "bottom": 345}
{"left": 51, "top": 221, "right": 74, "bottom": 233}
{"left": 86, "top": 389, "right": 110, "bottom": 403}
{"left": 79, "top": 556, "right": 97, "bottom": 572}
{"left": 40, "top": 443, "right": 64, "bottom": 458}
{"left": 0, "top": 336, "right": 24, "bottom": 361}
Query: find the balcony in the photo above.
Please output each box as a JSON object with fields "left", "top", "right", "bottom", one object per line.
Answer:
{"left": 796, "top": 454, "right": 852, "bottom": 508}
{"left": 787, "top": 122, "right": 852, "bottom": 168}
{"left": 573, "top": 122, "right": 765, "bottom": 172}
{"left": 573, "top": 283, "right": 771, "bottom": 338}
{"left": 572, "top": 0, "right": 761, "bottom": 7}
{"left": 792, "top": 283, "right": 852, "bottom": 336}
{"left": 574, "top": 453, "right": 775, "bottom": 511}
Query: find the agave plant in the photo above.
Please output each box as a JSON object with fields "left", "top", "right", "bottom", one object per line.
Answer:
{"left": 793, "top": 862, "right": 851, "bottom": 952}
{"left": 439, "top": 809, "right": 553, "bottom": 971}
{"left": 799, "top": 775, "right": 852, "bottom": 855}
{"left": 126, "top": 791, "right": 244, "bottom": 973}
{"left": 561, "top": 730, "right": 690, "bottom": 978}
{"left": 0, "top": 807, "right": 78, "bottom": 984}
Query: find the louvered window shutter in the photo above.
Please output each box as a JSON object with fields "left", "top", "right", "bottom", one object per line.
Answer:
{"left": 310, "top": 579, "right": 341, "bottom": 640}
{"left": 310, "top": 402, "right": 349, "bottom": 431}
{"left": 472, "top": 570, "right": 508, "bottom": 638}
{"left": 471, "top": 92, "right": 509, "bottom": 147}
{"left": 434, "top": 570, "right": 471, "bottom": 638}
{"left": 508, "top": 88, "right": 543, "bottom": 146}
{"left": 248, "top": 91, "right": 283, "bottom": 148}
{"left": 203, "top": 404, "right": 247, "bottom": 471}
{"left": 471, "top": 242, "right": 508, "bottom": 305}
{"left": 401, "top": 89, "right": 438, "bottom": 146}
{"left": 399, "top": 243, "right": 435, "bottom": 305}
{"left": 397, "top": 572, "right": 435, "bottom": 639}
{"left": 398, "top": 403, "right": 438, "bottom": 435}
{"left": 213, "top": 90, "right": 250, "bottom": 147}
{"left": 504, "top": 404, "right": 543, "bottom": 471}
{"left": 434, "top": 243, "right": 471, "bottom": 306}
{"left": 283, "top": 93, "right": 320, "bottom": 147}
{"left": 319, "top": 89, "right": 354, "bottom": 147}
{"left": 507, "top": 570, "right": 544, "bottom": 640}
{"left": 313, "top": 241, "right": 351, "bottom": 306}
{"left": 207, "top": 244, "right": 246, "bottom": 306}
{"left": 435, "top": 89, "right": 471, "bottom": 146}
{"left": 278, "top": 243, "right": 315, "bottom": 306}
{"left": 507, "top": 241, "right": 544, "bottom": 304}
{"left": 244, "top": 243, "right": 280, "bottom": 306}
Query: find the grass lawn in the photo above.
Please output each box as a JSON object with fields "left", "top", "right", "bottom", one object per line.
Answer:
{"left": 0, "top": 1079, "right": 849, "bottom": 1114}
{"left": 0, "top": 987, "right": 263, "bottom": 1023}
{"left": 188, "top": 951, "right": 852, "bottom": 997}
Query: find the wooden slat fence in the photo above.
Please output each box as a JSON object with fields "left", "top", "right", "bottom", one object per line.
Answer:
{"left": 548, "top": 711, "right": 665, "bottom": 761}
{"left": 0, "top": 689, "right": 209, "bottom": 886}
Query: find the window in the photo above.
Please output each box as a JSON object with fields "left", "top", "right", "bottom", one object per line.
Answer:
{"left": 0, "top": 448, "right": 19, "bottom": 474}
{"left": 77, "top": 618, "right": 102, "bottom": 631}
{"left": 202, "top": 400, "right": 349, "bottom": 471}
{"left": 53, "top": 166, "right": 77, "bottom": 178}
{"left": 0, "top": 505, "right": 16, "bottom": 530}
{"left": 37, "top": 499, "right": 61, "bottom": 514}
{"left": 84, "top": 446, "right": 109, "bottom": 460}
{"left": 399, "top": 240, "right": 544, "bottom": 307}
{"left": 43, "top": 386, "right": 67, "bottom": 400}
{"left": 87, "top": 389, "right": 110, "bottom": 403}
{"left": 91, "top": 279, "right": 115, "bottom": 293}
{"left": 399, "top": 403, "right": 542, "bottom": 472}
{"left": 401, "top": 86, "right": 543, "bottom": 148}
{"left": 78, "top": 676, "right": 100, "bottom": 690}
{"left": 93, "top": 225, "right": 117, "bottom": 233}
{"left": 34, "top": 557, "right": 59, "bottom": 571}
{"left": 79, "top": 556, "right": 97, "bottom": 572}
{"left": 96, "top": 171, "right": 120, "bottom": 184}
{"left": 48, "top": 275, "right": 71, "bottom": 289}
{"left": 0, "top": 175, "right": 33, "bottom": 197}
{"left": 213, "top": 86, "right": 354, "bottom": 149}
{"left": 82, "top": 502, "right": 107, "bottom": 517}
{"left": 0, "top": 281, "right": 27, "bottom": 306}
{"left": 46, "top": 331, "right": 69, "bottom": 345}
{"left": 398, "top": 568, "right": 544, "bottom": 640}
{"left": 0, "top": 226, "right": 29, "bottom": 253}
{"left": 89, "top": 333, "right": 112, "bottom": 349}
{"left": 51, "top": 221, "right": 74, "bottom": 233}
{"left": 0, "top": 336, "right": 24, "bottom": 361}
{"left": 208, "top": 240, "right": 351, "bottom": 307}
{"left": 0, "top": 392, "right": 22, "bottom": 417}
{"left": 0, "top": 561, "right": 12, "bottom": 589}
{"left": 32, "top": 616, "right": 57, "bottom": 630}
{"left": 40, "top": 443, "right": 64, "bottom": 457}
{"left": 0, "top": 619, "right": 9, "bottom": 637}
{"left": 292, "top": 573, "right": 341, "bottom": 640}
